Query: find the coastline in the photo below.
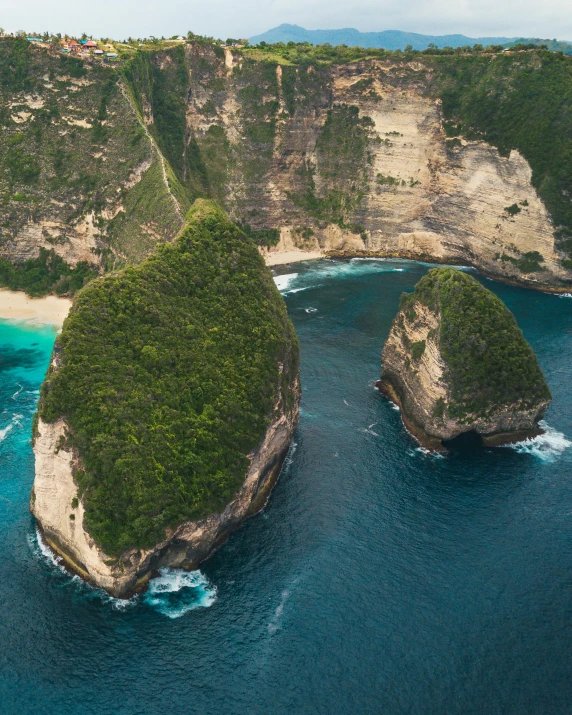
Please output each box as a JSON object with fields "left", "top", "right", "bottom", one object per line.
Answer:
{"left": 263, "top": 249, "right": 324, "bottom": 266}
{"left": 264, "top": 247, "right": 572, "bottom": 294}
{"left": 0, "top": 289, "right": 71, "bottom": 327}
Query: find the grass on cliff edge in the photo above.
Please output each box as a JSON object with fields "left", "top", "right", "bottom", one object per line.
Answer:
{"left": 400, "top": 268, "right": 551, "bottom": 419}
{"left": 39, "top": 200, "right": 299, "bottom": 556}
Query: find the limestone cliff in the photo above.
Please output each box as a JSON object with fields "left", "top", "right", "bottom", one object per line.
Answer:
{"left": 31, "top": 372, "right": 299, "bottom": 597}
{"left": 2, "top": 39, "right": 571, "bottom": 293}
{"left": 377, "top": 267, "right": 551, "bottom": 450}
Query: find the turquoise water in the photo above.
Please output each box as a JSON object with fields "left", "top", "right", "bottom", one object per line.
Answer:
{"left": 1, "top": 259, "right": 572, "bottom": 714}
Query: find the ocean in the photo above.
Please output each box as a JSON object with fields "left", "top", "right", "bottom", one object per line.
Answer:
{"left": 1, "top": 259, "right": 571, "bottom": 714}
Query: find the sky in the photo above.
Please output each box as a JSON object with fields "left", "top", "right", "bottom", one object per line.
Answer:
{"left": 2, "top": 0, "right": 571, "bottom": 42}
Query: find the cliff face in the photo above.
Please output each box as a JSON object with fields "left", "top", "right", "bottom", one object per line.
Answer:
{"left": 179, "top": 53, "right": 571, "bottom": 290}
{"left": 378, "top": 268, "right": 551, "bottom": 450}
{"left": 32, "top": 372, "right": 299, "bottom": 597}
{"left": 2, "top": 39, "right": 570, "bottom": 292}
{"left": 0, "top": 40, "right": 184, "bottom": 274}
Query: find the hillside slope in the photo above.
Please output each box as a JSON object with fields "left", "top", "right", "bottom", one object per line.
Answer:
{"left": 0, "top": 38, "right": 184, "bottom": 289}
{"left": 249, "top": 24, "right": 521, "bottom": 50}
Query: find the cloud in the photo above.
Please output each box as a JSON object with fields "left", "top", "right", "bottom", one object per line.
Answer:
{"left": 2, "top": 0, "right": 570, "bottom": 42}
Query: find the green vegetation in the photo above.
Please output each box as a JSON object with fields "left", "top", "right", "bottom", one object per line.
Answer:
{"left": 517, "top": 251, "right": 545, "bottom": 273}
{"left": 411, "top": 340, "right": 426, "bottom": 360}
{"left": 402, "top": 268, "right": 551, "bottom": 418}
{"left": 504, "top": 203, "right": 521, "bottom": 216}
{"left": 237, "top": 222, "right": 280, "bottom": 247}
{"left": 0, "top": 37, "right": 34, "bottom": 92}
{"left": 105, "top": 161, "right": 182, "bottom": 264}
{"left": 434, "top": 50, "right": 572, "bottom": 258}
{"left": 289, "top": 104, "right": 376, "bottom": 222}
{"left": 377, "top": 173, "right": 402, "bottom": 187}
{"left": 0, "top": 248, "right": 97, "bottom": 296}
{"left": 39, "top": 202, "right": 298, "bottom": 555}
{"left": 498, "top": 250, "right": 545, "bottom": 273}
{"left": 122, "top": 46, "right": 209, "bottom": 202}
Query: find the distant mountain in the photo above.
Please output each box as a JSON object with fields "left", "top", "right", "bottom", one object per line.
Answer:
{"left": 249, "top": 24, "right": 572, "bottom": 53}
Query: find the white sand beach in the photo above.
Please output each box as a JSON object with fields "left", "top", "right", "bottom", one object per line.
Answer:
{"left": 263, "top": 249, "right": 324, "bottom": 266}
{"left": 0, "top": 289, "right": 71, "bottom": 327}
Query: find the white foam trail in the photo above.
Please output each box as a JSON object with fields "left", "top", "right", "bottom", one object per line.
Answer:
{"left": 11, "top": 383, "right": 23, "bottom": 400}
{"left": 507, "top": 421, "right": 571, "bottom": 462}
{"left": 288, "top": 286, "right": 316, "bottom": 294}
{"left": 558, "top": 293, "right": 572, "bottom": 299}
{"left": 268, "top": 588, "right": 290, "bottom": 634}
{"left": 144, "top": 568, "right": 217, "bottom": 619}
{"left": 305, "top": 307, "right": 318, "bottom": 313}
{"left": 283, "top": 440, "right": 297, "bottom": 467}
{"left": 273, "top": 273, "right": 298, "bottom": 292}
{"left": 407, "top": 446, "right": 445, "bottom": 459}
{"left": 0, "top": 413, "right": 24, "bottom": 442}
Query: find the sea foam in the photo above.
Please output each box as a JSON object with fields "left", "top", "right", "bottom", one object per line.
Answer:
{"left": 507, "top": 421, "right": 572, "bottom": 462}
{"left": 144, "top": 568, "right": 217, "bottom": 619}
{"left": 0, "top": 413, "right": 23, "bottom": 443}
{"left": 273, "top": 273, "right": 298, "bottom": 292}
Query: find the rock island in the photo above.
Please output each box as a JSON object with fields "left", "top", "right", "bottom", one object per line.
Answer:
{"left": 31, "top": 202, "right": 300, "bottom": 597}
{"left": 377, "top": 267, "right": 551, "bottom": 450}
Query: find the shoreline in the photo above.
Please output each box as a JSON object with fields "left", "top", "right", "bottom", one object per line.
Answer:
{"left": 263, "top": 249, "right": 324, "bottom": 266}
{"left": 264, "top": 247, "right": 572, "bottom": 294}
{"left": 1, "top": 252, "right": 569, "bottom": 328}
{"left": 0, "top": 289, "right": 71, "bottom": 327}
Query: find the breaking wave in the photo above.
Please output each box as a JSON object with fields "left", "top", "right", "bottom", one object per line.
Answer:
{"left": 274, "top": 259, "right": 413, "bottom": 296}
{"left": 0, "top": 413, "right": 23, "bottom": 443}
{"left": 507, "top": 421, "right": 572, "bottom": 462}
{"left": 143, "top": 568, "right": 217, "bottom": 619}
{"left": 32, "top": 530, "right": 217, "bottom": 616}
{"left": 0, "top": 422, "right": 13, "bottom": 442}
{"left": 273, "top": 273, "right": 298, "bottom": 292}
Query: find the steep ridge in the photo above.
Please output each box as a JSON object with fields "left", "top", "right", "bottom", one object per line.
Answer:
{"left": 0, "top": 38, "right": 184, "bottom": 288}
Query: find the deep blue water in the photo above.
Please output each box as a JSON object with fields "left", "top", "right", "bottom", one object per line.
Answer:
{"left": 1, "top": 259, "right": 572, "bottom": 714}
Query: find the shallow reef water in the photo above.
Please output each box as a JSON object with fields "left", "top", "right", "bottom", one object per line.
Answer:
{"left": 1, "top": 259, "right": 572, "bottom": 714}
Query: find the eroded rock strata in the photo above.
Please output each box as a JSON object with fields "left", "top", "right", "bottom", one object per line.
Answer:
{"left": 1, "top": 39, "right": 571, "bottom": 293}
{"left": 31, "top": 202, "right": 300, "bottom": 597}
{"left": 377, "top": 268, "right": 551, "bottom": 450}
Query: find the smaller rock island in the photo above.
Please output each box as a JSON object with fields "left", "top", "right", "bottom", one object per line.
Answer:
{"left": 377, "top": 267, "right": 551, "bottom": 450}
